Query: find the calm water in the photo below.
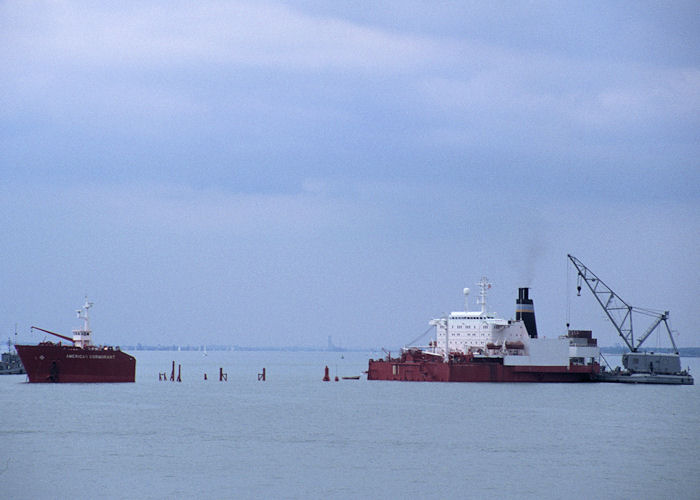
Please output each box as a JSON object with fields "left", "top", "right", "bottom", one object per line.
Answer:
{"left": 2, "top": 351, "right": 699, "bottom": 499}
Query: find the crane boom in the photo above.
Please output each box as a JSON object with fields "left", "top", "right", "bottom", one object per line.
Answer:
{"left": 568, "top": 254, "right": 635, "bottom": 351}
{"left": 567, "top": 254, "right": 679, "bottom": 354}
{"left": 31, "top": 326, "right": 74, "bottom": 343}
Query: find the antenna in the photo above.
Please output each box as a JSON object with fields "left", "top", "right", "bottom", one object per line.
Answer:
{"left": 476, "top": 277, "right": 491, "bottom": 314}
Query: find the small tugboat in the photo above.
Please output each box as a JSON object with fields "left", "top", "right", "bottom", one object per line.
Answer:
{"left": 1, "top": 337, "right": 26, "bottom": 375}
{"left": 15, "top": 298, "right": 136, "bottom": 383}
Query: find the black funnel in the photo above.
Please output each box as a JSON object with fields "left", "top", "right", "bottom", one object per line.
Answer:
{"left": 516, "top": 288, "right": 538, "bottom": 338}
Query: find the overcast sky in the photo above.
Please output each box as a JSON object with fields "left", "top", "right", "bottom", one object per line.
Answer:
{"left": 2, "top": 1, "right": 698, "bottom": 349}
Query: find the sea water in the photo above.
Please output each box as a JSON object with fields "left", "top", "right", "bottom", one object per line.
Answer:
{"left": 2, "top": 351, "right": 699, "bottom": 499}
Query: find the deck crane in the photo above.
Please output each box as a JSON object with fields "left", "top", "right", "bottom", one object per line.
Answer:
{"left": 567, "top": 254, "right": 693, "bottom": 383}
{"left": 567, "top": 254, "right": 679, "bottom": 354}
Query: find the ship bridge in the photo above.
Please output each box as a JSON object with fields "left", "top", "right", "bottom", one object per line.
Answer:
{"left": 433, "top": 279, "right": 529, "bottom": 357}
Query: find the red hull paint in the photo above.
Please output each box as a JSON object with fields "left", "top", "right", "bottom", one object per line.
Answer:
{"left": 15, "top": 343, "right": 136, "bottom": 383}
{"left": 368, "top": 357, "right": 599, "bottom": 383}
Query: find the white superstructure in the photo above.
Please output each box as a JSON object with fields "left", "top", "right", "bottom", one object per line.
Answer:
{"left": 431, "top": 278, "right": 529, "bottom": 358}
{"left": 72, "top": 297, "right": 94, "bottom": 348}
{"left": 428, "top": 278, "right": 599, "bottom": 367}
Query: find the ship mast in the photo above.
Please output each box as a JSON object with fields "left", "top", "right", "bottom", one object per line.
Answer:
{"left": 476, "top": 277, "right": 491, "bottom": 315}
{"left": 72, "top": 297, "right": 94, "bottom": 348}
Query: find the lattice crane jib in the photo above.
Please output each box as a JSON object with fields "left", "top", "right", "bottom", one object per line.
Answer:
{"left": 567, "top": 254, "right": 679, "bottom": 354}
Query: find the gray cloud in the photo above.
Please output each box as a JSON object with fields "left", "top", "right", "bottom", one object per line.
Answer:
{"left": 1, "top": 1, "right": 698, "bottom": 348}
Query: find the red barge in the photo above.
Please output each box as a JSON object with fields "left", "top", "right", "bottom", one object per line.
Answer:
{"left": 368, "top": 279, "right": 600, "bottom": 383}
{"left": 15, "top": 298, "right": 136, "bottom": 383}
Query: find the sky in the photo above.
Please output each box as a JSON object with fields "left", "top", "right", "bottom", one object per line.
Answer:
{"left": 1, "top": 1, "right": 699, "bottom": 350}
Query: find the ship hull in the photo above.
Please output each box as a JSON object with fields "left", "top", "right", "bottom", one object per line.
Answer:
{"left": 368, "top": 358, "right": 598, "bottom": 383}
{"left": 595, "top": 372, "right": 694, "bottom": 385}
{"left": 15, "top": 343, "right": 136, "bottom": 383}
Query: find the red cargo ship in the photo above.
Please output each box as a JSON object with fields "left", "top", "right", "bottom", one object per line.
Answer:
{"left": 15, "top": 298, "right": 135, "bottom": 383}
{"left": 368, "top": 279, "right": 600, "bottom": 383}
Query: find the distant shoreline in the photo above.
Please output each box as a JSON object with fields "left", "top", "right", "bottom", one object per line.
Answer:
{"left": 118, "top": 344, "right": 700, "bottom": 357}
{"left": 122, "top": 344, "right": 375, "bottom": 353}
